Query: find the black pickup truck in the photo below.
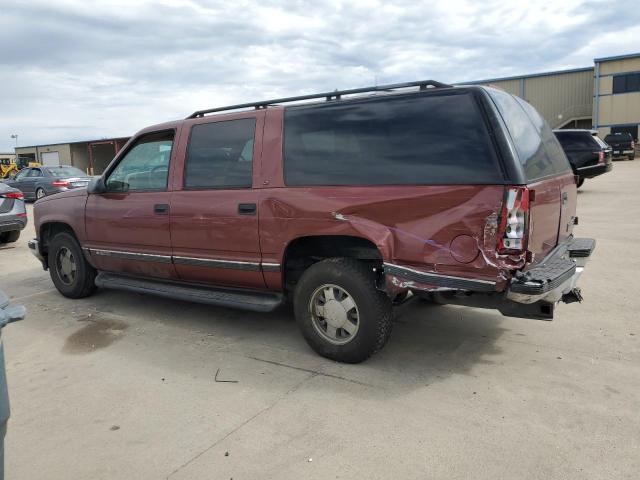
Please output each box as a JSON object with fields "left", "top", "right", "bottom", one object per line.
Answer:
{"left": 604, "top": 132, "right": 635, "bottom": 160}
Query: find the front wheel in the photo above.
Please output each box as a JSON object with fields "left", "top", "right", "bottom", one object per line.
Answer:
{"left": 293, "top": 258, "right": 393, "bottom": 363}
{"left": 48, "top": 232, "right": 97, "bottom": 298}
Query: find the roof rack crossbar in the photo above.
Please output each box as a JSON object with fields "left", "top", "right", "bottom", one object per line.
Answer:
{"left": 186, "top": 79, "right": 452, "bottom": 119}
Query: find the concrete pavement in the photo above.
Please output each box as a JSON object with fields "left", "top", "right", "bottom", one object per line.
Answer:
{"left": 0, "top": 161, "right": 638, "bottom": 479}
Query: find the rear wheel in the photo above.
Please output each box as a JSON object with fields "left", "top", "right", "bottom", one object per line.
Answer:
{"left": 48, "top": 232, "right": 96, "bottom": 298}
{"left": 577, "top": 177, "right": 585, "bottom": 188}
{"left": 293, "top": 258, "right": 393, "bottom": 363}
{"left": 629, "top": 154, "right": 635, "bottom": 161}
{"left": 0, "top": 231, "right": 20, "bottom": 244}
{"left": 36, "top": 188, "right": 46, "bottom": 199}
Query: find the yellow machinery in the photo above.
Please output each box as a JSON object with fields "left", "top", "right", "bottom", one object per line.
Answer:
{"left": 0, "top": 157, "right": 41, "bottom": 179}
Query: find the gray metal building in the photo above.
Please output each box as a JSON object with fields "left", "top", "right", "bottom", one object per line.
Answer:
{"left": 464, "top": 52, "right": 640, "bottom": 140}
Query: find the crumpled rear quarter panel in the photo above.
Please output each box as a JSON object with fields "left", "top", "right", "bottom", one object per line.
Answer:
{"left": 259, "top": 185, "right": 514, "bottom": 289}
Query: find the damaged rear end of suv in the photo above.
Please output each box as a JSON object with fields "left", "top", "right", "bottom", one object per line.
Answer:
{"left": 381, "top": 86, "right": 593, "bottom": 322}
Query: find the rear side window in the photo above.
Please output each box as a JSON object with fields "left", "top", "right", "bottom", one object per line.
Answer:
{"left": 185, "top": 118, "right": 256, "bottom": 189}
{"left": 283, "top": 91, "right": 503, "bottom": 186}
{"left": 488, "top": 89, "right": 570, "bottom": 181}
{"left": 554, "top": 132, "right": 598, "bottom": 149}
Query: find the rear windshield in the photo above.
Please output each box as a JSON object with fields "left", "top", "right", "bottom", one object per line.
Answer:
{"left": 283, "top": 90, "right": 503, "bottom": 186}
{"left": 604, "top": 133, "right": 632, "bottom": 143}
{"left": 45, "top": 166, "right": 86, "bottom": 177}
{"left": 487, "top": 88, "right": 571, "bottom": 181}
{"left": 554, "top": 131, "right": 598, "bottom": 149}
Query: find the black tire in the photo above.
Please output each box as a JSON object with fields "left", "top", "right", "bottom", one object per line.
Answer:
{"left": 48, "top": 232, "right": 97, "bottom": 298}
{"left": 577, "top": 177, "right": 585, "bottom": 188}
{"left": 293, "top": 258, "right": 393, "bottom": 363}
{"left": 35, "top": 188, "right": 46, "bottom": 200}
{"left": 629, "top": 155, "right": 635, "bottom": 161}
{"left": 0, "top": 230, "right": 20, "bottom": 244}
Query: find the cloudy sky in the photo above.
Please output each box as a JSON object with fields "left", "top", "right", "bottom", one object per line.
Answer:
{"left": 1, "top": 0, "right": 639, "bottom": 151}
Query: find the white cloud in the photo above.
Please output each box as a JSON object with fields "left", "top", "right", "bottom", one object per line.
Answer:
{"left": 0, "top": 0, "right": 638, "bottom": 150}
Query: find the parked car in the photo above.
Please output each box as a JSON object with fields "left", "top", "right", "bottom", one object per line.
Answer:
{"left": 0, "top": 182, "right": 27, "bottom": 244}
{"left": 4, "top": 166, "right": 91, "bottom": 200}
{"left": 604, "top": 132, "right": 635, "bottom": 160}
{"left": 553, "top": 129, "right": 612, "bottom": 187}
{"left": 28, "top": 81, "right": 595, "bottom": 363}
{"left": 0, "top": 289, "right": 26, "bottom": 477}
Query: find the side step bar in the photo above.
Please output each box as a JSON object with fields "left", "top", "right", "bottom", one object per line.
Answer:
{"left": 95, "top": 272, "right": 284, "bottom": 312}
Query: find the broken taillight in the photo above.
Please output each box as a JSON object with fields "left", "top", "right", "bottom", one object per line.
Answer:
{"left": 497, "top": 187, "right": 530, "bottom": 254}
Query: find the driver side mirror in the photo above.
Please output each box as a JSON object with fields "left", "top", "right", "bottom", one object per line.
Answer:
{"left": 87, "top": 177, "right": 106, "bottom": 194}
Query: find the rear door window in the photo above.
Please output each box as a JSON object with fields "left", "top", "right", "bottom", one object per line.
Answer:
{"left": 488, "top": 89, "right": 570, "bottom": 181}
{"left": 283, "top": 91, "right": 503, "bottom": 185}
{"left": 185, "top": 118, "right": 256, "bottom": 189}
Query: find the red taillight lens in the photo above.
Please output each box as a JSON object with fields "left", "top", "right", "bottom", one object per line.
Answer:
{"left": 1, "top": 192, "right": 24, "bottom": 199}
{"left": 52, "top": 180, "right": 70, "bottom": 187}
{"left": 598, "top": 151, "right": 605, "bottom": 164}
{"left": 497, "top": 187, "right": 530, "bottom": 254}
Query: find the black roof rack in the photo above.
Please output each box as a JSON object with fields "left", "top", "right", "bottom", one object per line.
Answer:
{"left": 186, "top": 79, "right": 452, "bottom": 119}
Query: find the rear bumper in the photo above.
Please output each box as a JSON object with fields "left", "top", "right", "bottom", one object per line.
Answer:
{"left": 577, "top": 163, "right": 612, "bottom": 179}
{"left": 0, "top": 218, "right": 27, "bottom": 233}
{"left": 611, "top": 149, "right": 635, "bottom": 158}
{"left": 506, "top": 237, "right": 595, "bottom": 304}
{"left": 388, "top": 237, "right": 595, "bottom": 321}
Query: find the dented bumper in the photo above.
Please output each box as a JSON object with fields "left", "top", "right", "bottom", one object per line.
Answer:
{"left": 384, "top": 237, "right": 595, "bottom": 321}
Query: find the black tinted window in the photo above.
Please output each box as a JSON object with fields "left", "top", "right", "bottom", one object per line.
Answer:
{"left": 488, "top": 89, "right": 570, "bottom": 181}
{"left": 283, "top": 91, "right": 503, "bottom": 186}
{"left": 554, "top": 131, "right": 597, "bottom": 149}
{"left": 185, "top": 119, "right": 256, "bottom": 189}
{"left": 605, "top": 132, "right": 633, "bottom": 143}
{"left": 613, "top": 73, "right": 640, "bottom": 94}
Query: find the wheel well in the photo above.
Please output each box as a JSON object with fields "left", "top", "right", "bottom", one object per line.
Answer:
{"left": 40, "top": 222, "right": 77, "bottom": 259}
{"left": 283, "top": 235, "right": 382, "bottom": 291}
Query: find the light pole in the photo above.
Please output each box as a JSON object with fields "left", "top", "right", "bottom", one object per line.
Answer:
{"left": 10, "top": 134, "right": 18, "bottom": 149}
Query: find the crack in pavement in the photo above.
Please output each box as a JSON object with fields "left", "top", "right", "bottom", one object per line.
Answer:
{"left": 165, "top": 372, "right": 317, "bottom": 479}
{"left": 244, "top": 355, "right": 376, "bottom": 388}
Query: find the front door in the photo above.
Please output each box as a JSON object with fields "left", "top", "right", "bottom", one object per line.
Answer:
{"left": 170, "top": 114, "right": 265, "bottom": 289}
{"left": 85, "top": 129, "right": 179, "bottom": 279}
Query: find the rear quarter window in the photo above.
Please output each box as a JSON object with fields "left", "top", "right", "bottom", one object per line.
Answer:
{"left": 487, "top": 88, "right": 571, "bottom": 181}
{"left": 283, "top": 90, "right": 504, "bottom": 186}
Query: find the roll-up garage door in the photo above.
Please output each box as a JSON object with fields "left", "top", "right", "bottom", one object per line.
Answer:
{"left": 41, "top": 151, "right": 60, "bottom": 166}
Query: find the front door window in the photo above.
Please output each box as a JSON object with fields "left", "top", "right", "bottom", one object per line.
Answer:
{"left": 106, "top": 131, "right": 174, "bottom": 192}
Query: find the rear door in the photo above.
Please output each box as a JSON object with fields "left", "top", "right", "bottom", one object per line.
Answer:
{"left": 487, "top": 90, "right": 574, "bottom": 261}
{"left": 24, "top": 168, "right": 44, "bottom": 199}
{"left": 169, "top": 113, "right": 266, "bottom": 289}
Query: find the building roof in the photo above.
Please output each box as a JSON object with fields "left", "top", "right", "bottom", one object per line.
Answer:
{"left": 15, "top": 136, "right": 130, "bottom": 150}
{"left": 461, "top": 66, "right": 594, "bottom": 85}
{"left": 594, "top": 52, "right": 640, "bottom": 63}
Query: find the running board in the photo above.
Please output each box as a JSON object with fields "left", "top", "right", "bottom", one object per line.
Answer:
{"left": 95, "top": 272, "right": 284, "bottom": 312}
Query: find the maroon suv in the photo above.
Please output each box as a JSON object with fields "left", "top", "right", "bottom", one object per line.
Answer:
{"left": 28, "top": 80, "right": 594, "bottom": 363}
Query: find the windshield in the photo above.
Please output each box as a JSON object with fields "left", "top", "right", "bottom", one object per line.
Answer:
{"left": 46, "top": 166, "right": 87, "bottom": 177}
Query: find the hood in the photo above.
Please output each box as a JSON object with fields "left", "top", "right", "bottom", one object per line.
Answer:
{"left": 36, "top": 187, "right": 88, "bottom": 203}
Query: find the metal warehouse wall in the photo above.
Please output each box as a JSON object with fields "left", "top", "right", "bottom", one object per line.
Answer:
{"left": 15, "top": 144, "right": 73, "bottom": 165}
{"left": 523, "top": 69, "right": 593, "bottom": 128}
{"left": 483, "top": 79, "right": 520, "bottom": 96}
{"left": 471, "top": 68, "right": 594, "bottom": 128}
